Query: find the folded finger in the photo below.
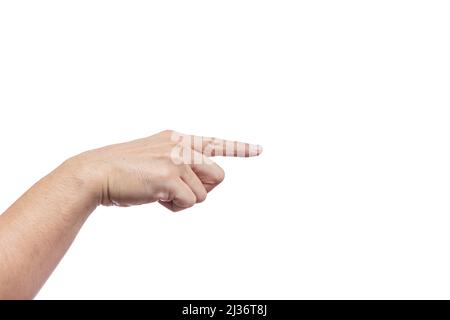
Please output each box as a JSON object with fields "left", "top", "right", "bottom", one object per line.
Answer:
{"left": 180, "top": 165, "right": 208, "bottom": 203}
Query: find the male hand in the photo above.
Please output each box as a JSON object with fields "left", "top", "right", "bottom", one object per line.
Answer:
{"left": 68, "top": 130, "right": 263, "bottom": 212}
{"left": 0, "top": 130, "right": 261, "bottom": 299}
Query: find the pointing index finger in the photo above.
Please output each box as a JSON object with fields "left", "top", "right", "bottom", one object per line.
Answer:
{"left": 190, "top": 135, "right": 263, "bottom": 157}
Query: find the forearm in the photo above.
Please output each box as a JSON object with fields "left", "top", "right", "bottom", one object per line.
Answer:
{"left": 0, "top": 159, "right": 98, "bottom": 299}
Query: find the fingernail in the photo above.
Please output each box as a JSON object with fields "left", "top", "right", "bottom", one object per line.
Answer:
{"left": 257, "top": 145, "right": 263, "bottom": 154}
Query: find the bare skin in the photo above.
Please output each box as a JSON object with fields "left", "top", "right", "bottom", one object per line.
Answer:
{"left": 0, "top": 130, "right": 262, "bottom": 299}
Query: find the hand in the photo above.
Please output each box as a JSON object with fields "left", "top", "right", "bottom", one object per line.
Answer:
{"left": 68, "top": 130, "right": 262, "bottom": 212}
{"left": 0, "top": 130, "right": 262, "bottom": 299}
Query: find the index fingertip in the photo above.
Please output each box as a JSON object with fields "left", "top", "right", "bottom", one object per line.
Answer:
{"left": 248, "top": 144, "right": 263, "bottom": 157}
{"left": 257, "top": 144, "right": 263, "bottom": 155}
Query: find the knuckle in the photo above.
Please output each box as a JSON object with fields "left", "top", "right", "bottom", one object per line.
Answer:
{"left": 160, "top": 129, "right": 181, "bottom": 142}
{"left": 160, "top": 129, "right": 174, "bottom": 136}
{"left": 188, "top": 193, "right": 197, "bottom": 206}
{"left": 214, "top": 167, "right": 225, "bottom": 183}
{"left": 169, "top": 154, "right": 183, "bottom": 165}
{"left": 157, "top": 191, "right": 171, "bottom": 202}
{"left": 197, "top": 191, "right": 207, "bottom": 203}
{"left": 158, "top": 166, "right": 177, "bottom": 180}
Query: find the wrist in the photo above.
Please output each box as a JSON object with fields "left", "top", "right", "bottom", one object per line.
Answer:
{"left": 56, "top": 154, "right": 105, "bottom": 208}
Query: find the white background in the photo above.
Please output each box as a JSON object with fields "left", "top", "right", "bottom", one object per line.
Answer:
{"left": 1, "top": 1, "right": 450, "bottom": 299}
